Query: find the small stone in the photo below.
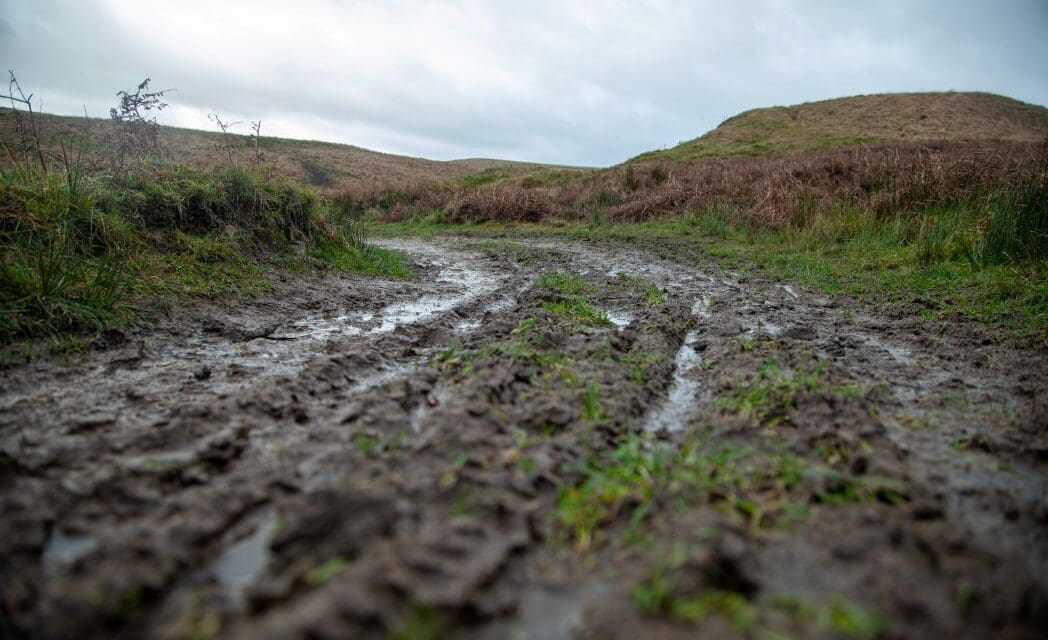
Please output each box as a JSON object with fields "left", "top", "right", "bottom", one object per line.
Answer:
{"left": 193, "top": 366, "right": 212, "bottom": 381}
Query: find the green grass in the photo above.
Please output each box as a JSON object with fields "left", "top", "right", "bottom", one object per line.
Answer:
{"left": 2, "top": 169, "right": 135, "bottom": 337}
{"left": 573, "top": 204, "right": 1046, "bottom": 342}
{"left": 372, "top": 193, "right": 1047, "bottom": 344}
{"left": 460, "top": 166, "right": 513, "bottom": 189}
{"left": 633, "top": 545, "right": 886, "bottom": 638}
{"left": 555, "top": 429, "right": 908, "bottom": 552}
{"left": 305, "top": 556, "right": 349, "bottom": 586}
{"left": 719, "top": 358, "right": 824, "bottom": 426}
{"left": 581, "top": 381, "right": 605, "bottom": 421}
{"left": 309, "top": 240, "right": 409, "bottom": 278}
{"left": 536, "top": 271, "right": 592, "bottom": 295}
{"left": 1, "top": 162, "right": 409, "bottom": 344}
{"left": 540, "top": 298, "right": 611, "bottom": 327}
{"left": 614, "top": 272, "right": 666, "bottom": 306}
{"left": 535, "top": 271, "right": 611, "bottom": 327}
{"left": 555, "top": 434, "right": 813, "bottom": 551}
{"left": 387, "top": 605, "right": 444, "bottom": 640}
{"left": 432, "top": 316, "right": 571, "bottom": 378}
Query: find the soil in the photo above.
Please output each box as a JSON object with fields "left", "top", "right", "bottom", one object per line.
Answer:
{"left": 1, "top": 235, "right": 1045, "bottom": 640}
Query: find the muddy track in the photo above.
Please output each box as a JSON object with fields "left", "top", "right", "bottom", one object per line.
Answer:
{"left": 1, "top": 236, "right": 1045, "bottom": 639}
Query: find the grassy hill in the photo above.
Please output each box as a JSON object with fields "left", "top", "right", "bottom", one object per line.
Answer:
{"left": 634, "top": 92, "right": 1048, "bottom": 162}
{"left": 0, "top": 108, "right": 572, "bottom": 193}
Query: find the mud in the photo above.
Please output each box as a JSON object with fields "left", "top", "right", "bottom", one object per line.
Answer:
{"left": 1, "top": 234, "right": 1045, "bottom": 639}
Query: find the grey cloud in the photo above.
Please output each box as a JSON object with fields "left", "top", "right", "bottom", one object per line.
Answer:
{"left": 2, "top": 0, "right": 1046, "bottom": 166}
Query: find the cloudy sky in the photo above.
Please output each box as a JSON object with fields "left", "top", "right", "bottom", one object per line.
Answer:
{"left": 2, "top": 0, "right": 1046, "bottom": 166}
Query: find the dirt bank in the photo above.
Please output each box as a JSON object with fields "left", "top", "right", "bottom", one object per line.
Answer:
{"left": 1, "top": 235, "right": 1045, "bottom": 639}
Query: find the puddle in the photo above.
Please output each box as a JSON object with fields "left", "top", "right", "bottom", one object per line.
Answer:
{"left": 743, "top": 317, "right": 783, "bottom": 337}
{"left": 118, "top": 448, "right": 197, "bottom": 473}
{"left": 458, "top": 582, "right": 611, "bottom": 640}
{"left": 645, "top": 328, "right": 703, "bottom": 432}
{"left": 409, "top": 389, "right": 449, "bottom": 433}
{"left": 692, "top": 296, "right": 712, "bottom": 319}
{"left": 455, "top": 319, "right": 483, "bottom": 333}
{"left": 606, "top": 310, "right": 632, "bottom": 329}
{"left": 2, "top": 239, "right": 505, "bottom": 415}
{"left": 209, "top": 509, "right": 278, "bottom": 598}
{"left": 42, "top": 527, "right": 97, "bottom": 567}
{"left": 485, "top": 292, "right": 520, "bottom": 314}
{"left": 348, "top": 364, "right": 418, "bottom": 395}
{"left": 275, "top": 239, "right": 504, "bottom": 342}
{"left": 857, "top": 333, "right": 913, "bottom": 365}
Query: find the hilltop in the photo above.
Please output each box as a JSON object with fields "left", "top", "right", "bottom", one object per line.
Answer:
{"left": 634, "top": 92, "right": 1048, "bottom": 162}
{"left": 0, "top": 108, "right": 577, "bottom": 193}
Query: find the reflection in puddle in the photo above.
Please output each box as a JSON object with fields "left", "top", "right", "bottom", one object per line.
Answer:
{"left": 692, "top": 296, "right": 712, "bottom": 318}
{"left": 43, "top": 527, "right": 97, "bottom": 567}
{"left": 857, "top": 333, "right": 913, "bottom": 365}
{"left": 645, "top": 327, "right": 703, "bottom": 432}
{"left": 606, "top": 310, "right": 631, "bottom": 329}
{"left": 743, "top": 317, "right": 782, "bottom": 337}
{"left": 210, "top": 509, "right": 278, "bottom": 596}
{"left": 3, "top": 240, "right": 506, "bottom": 408}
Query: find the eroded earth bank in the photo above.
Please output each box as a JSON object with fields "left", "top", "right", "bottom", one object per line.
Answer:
{"left": 1, "top": 235, "right": 1045, "bottom": 639}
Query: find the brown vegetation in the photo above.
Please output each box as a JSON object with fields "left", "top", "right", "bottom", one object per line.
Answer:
{"left": 375, "top": 141, "right": 1047, "bottom": 229}
{"left": 0, "top": 108, "right": 560, "bottom": 193}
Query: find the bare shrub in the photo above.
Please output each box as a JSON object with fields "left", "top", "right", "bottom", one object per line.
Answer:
{"left": 208, "top": 112, "right": 243, "bottom": 166}
{"left": 1, "top": 70, "right": 48, "bottom": 174}
{"left": 108, "top": 78, "right": 169, "bottom": 172}
{"left": 250, "top": 120, "right": 265, "bottom": 167}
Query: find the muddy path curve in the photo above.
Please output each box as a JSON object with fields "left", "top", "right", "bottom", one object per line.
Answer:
{"left": 1, "top": 235, "right": 1045, "bottom": 639}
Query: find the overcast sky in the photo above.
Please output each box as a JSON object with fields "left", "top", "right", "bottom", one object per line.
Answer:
{"left": 2, "top": 1, "right": 1046, "bottom": 166}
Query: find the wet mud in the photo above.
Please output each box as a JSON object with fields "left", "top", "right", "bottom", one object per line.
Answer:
{"left": 1, "top": 235, "right": 1045, "bottom": 639}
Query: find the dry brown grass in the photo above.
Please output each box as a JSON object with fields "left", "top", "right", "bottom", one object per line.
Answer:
{"left": 374, "top": 141, "right": 1047, "bottom": 228}
{"left": 0, "top": 108, "right": 550, "bottom": 193}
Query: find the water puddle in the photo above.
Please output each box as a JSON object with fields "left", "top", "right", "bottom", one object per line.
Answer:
{"left": 209, "top": 509, "right": 278, "bottom": 599}
{"left": 856, "top": 333, "right": 913, "bottom": 365}
{"left": 42, "top": 527, "right": 97, "bottom": 568}
{"left": 645, "top": 328, "right": 703, "bottom": 432}
{"left": 455, "top": 319, "right": 483, "bottom": 333}
{"left": 459, "top": 582, "right": 611, "bottom": 640}
{"left": 743, "top": 317, "right": 783, "bottom": 337}
{"left": 692, "top": 296, "right": 712, "bottom": 319}
{"left": 606, "top": 310, "right": 632, "bottom": 329}
{"left": 3, "top": 240, "right": 505, "bottom": 414}
{"left": 272, "top": 239, "right": 504, "bottom": 342}
{"left": 118, "top": 448, "right": 197, "bottom": 473}
{"left": 409, "top": 389, "right": 449, "bottom": 433}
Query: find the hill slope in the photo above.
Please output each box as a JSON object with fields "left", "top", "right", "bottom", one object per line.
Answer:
{"left": 0, "top": 109, "right": 568, "bottom": 193}
{"left": 635, "top": 92, "right": 1048, "bottom": 162}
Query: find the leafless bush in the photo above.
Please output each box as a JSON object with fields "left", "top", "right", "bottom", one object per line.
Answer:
{"left": 250, "top": 120, "right": 265, "bottom": 167}
{"left": 1, "top": 70, "right": 48, "bottom": 174}
{"left": 108, "top": 78, "right": 168, "bottom": 172}
{"left": 208, "top": 112, "right": 243, "bottom": 166}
